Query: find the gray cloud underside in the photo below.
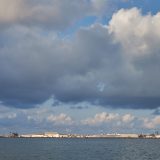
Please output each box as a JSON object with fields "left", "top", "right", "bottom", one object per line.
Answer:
{"left": 0, "top": 7, "right": 160, "bottom": 109}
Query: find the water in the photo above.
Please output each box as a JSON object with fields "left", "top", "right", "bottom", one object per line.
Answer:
{"left": 0, "top": 138, "right": 160, "bottom": 160}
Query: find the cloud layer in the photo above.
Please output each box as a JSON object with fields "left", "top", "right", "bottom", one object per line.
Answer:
{"left": 0, "top": 101, "right": 159, "bottom": 134}
{"left": 0, "top": 5, "right": 160, "bottom": 110}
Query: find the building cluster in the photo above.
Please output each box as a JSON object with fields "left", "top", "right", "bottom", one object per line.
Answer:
{"left": 138, "top": 133, "right": 160, "bottom": 138}
{"left": 1, "top": 132, "right": 160, "bottom": 139}
{"left": 20, "top": 132, "right": 86, "bottom": 138}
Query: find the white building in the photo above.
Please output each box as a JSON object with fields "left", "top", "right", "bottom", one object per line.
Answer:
{"left": 44, "top": 132, "right": 60, "bottom": 137}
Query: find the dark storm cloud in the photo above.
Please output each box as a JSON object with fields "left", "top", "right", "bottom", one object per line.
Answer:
{"left": 0, "top": 7, "right": 160, "bottom": 109}
{"left": 0, "top": 24, "right": 122, "bottom": 107}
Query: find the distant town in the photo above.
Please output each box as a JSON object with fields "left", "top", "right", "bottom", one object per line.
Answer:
{"left": 1, "top": 132, "right": 160, "bottom": 139}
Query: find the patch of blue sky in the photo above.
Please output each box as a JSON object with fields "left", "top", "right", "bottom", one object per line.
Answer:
{"left": 58, "top": 16, "right": 97, "bottom": 38}
{"left": 100, "top": 15, "right": 111, "bottom": 25}
{"left": 117, "top": 0, "right": 160, "bottom": 15}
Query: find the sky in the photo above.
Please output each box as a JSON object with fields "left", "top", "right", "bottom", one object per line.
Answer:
{"left": 0, "top": 0, "right": 160, "bottom": 134}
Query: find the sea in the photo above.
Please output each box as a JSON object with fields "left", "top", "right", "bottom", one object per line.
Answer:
{"left": 0, "top": 138, "right": 160, "bottom": 160}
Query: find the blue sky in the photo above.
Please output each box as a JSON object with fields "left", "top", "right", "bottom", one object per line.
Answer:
{"left": 60, "top": 0, "right": 160, "bottom": 36}
{"left": 0, "top": 0, "right": 160, "bottom": 134}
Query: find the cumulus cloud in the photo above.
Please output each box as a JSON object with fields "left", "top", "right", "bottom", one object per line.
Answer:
{"left": 142, "top": 116, "right": 160, "bottom": 129}
{"left": 0, "top": 102, "right": 159, "bottom": 133}
{"left": 47, "top": 113, "right": 73, "bottom": 125}
{"left": 122, "top": 114, "right": 135, "bottom": 123}
{"left": 0, "top": 101, "right": 75, "bottom": 133}
{"left": 82, "top": 112, "right": 134, "bottom": 126}
{"left": 109, "top": 7, "right": 160, "bottom": 58}
{"left": 107, "top": 8, "right": 160, "bottom": 108}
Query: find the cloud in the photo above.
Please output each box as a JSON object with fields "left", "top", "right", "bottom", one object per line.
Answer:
{"left": 109, "top": 7, "right": 160, "bottom": 58}
{"left": 0, "top": 23, "right": 122, "bottom": 107}
{"left": 82, "top": 112, "right": 118, "bottom": 125}
{"left": 0, "top": 101, "right": 75, "bottom": 133}
{"left": 0, "top": 0, "right": 114, "bottom": 30}
{"left": 82, "top": 112, "right": 134, "bottom": 126}
{"left": 142, "top": 116, "right": 160, "bottom": 129}
{"left": 97, "top": 82, "right": 106, "bottom": 92}
{"left": 1, "top": 7, "right": 160, "bottom": 109}
{"left": 0, "top": 105, "right": 17, "bottom": 119}
{"left": 47, "top": 113, "right": 73, "bottom": 125}
{"left": 122, "top": 114, "right": 135, "bottom": 123}
{"left": 0, "top": 102, "right": 159, "bottom": 134}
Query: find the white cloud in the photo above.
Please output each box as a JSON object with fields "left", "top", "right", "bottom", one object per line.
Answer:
{"left": 0, "top": 100, "right": 160, "bottom": 133}
{"left": 142, "top": 116, "right": 160, "bottom": 129}
{"left": 122, "top": 114, "right": 135, "bottom": 123}
{"left": 47, "top": 113, "right": 73, "bottom": 125}
{"left": 109, "top": 8, "right": 160, "bottom": 58}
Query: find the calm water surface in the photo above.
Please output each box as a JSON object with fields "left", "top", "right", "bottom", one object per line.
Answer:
{"left": 0, "top": 138, "right": 160, "bottom": 160}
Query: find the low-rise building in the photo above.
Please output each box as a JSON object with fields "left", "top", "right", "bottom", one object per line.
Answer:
{"left": 44, "top": 132, "right": 60, "bottom": 137}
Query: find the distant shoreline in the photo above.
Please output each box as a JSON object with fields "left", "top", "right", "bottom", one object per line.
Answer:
{"left": 1, "top": 132, "right": 160, "bottom": 139}
{"left": 0, "top": 137, "right": 160, "bottom": 139}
